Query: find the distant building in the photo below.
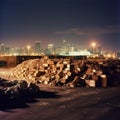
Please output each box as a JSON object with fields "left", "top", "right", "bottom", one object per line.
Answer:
{"left": 4, "top": 46, "right": 10, "bottom": 54}
{"left": 54, "top": 46, "right": 61, "bottom": 55}
{"left": 48, "top": 44, "right": 54, "bottom": 54}
{"left": 61, "top": 40, "right": 68, "bottom": 54}
{"left": 0, "top": 43, "right": 5, "bottom": 55}
{"left": 117, "top": 51, "right": 120, "bottom": 58}
{"left": 35, "top": 41, "right": 41, "bottom": 54}
{"left": 68, "top": 50, "right": 91, "bottom": 56}
{"left": 68, "top": 44, "right": 74, "bottom": 52}
{"left": 97, "top": 44, "right": 102, "bottom": 54}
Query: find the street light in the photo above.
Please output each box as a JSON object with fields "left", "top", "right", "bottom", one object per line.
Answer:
{"left": 91, "top": 42, "right": 96, "bottom": 48}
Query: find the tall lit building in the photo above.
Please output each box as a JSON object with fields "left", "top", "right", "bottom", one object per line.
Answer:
{"left": 0, "top": 43, "right": 5, "bottom": 55}
{"left": 68, "top": 44, "right": 74, "bottom": 52}
{"left": 61, "top": 40, "right": 68, "bottom": 54}
{"left": 97, "top": 44, "right": 102, "bottom": 54}
{"left": 48, "top": 44, "right": 54, "bottom": 54}
{"left": 35, "top": 41, "right": 41, "bottom": 54}
{"left": 4, "top": 46, "right": 10, "bottom": 55}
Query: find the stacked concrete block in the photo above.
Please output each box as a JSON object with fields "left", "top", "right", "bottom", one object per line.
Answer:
{"left": 9, "top": 57, "right": 120, "bottom": 87}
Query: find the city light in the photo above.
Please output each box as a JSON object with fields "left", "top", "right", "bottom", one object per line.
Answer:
{"left": 27, "top": 45, "right": 31, "bottom": 50}
{"left": 26, "top": 45, "right": 31, "bottom": 55}
{"left": 91, "top": 42, "right": 96, "bottom": 48}
{"left": 0, "top": 41, "right": 119, "bottom": 58}
{"left": 91, "top": 42, "right": 97, "bottom": 54}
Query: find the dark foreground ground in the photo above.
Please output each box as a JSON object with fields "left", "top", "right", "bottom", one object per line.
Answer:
{"left": 0, "top": 84, "right": 120, "bottom": 120}
{"left": 0, "top": 68, "right": 120, "bottom": 120}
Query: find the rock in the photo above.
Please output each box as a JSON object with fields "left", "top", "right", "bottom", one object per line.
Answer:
{"left": 28, "top": 82, "right": 40, "bottom": 95}
{"left": 0, "top": 77, "right": 40, "bottom": 100}
{"left": 4, "top": 85, "right": 20, "bottom": 98}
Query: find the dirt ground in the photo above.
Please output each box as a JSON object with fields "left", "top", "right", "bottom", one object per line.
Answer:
{"left": 0, "top": 68, "right": 12, "bottom": 79}
{"left": 0, "top": 68, "right": 120, "bottom": 120}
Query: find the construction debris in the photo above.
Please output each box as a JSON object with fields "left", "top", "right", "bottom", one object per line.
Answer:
{"left": 9, "top": 57, "right": 120, "bottom": 87}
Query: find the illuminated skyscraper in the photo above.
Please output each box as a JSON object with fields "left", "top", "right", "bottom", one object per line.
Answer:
{"left": 0, "top": 43, "right": 5, "bottom": 55}
{"left": 61, "top": 40, "right": 68, "bottom": 54}
{"left": 4, "top": 46, "right": 10, "bottom": 54}
{"left": 35, "top": 41, "right": 41, "bottom": 54}
{"left": 48, "top": 44, "right": 54, "bottom": 54}
{"left": 68, "top": 44, "right": 74, "bottom": 52}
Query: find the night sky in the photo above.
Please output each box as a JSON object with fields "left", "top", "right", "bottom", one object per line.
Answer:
{"left": 0, "top": 0, "right": 120, "bottom": 51}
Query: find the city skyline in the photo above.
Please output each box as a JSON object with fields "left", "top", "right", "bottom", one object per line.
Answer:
{"left": 0, "top": 0, "right": 120, "bottom": 51}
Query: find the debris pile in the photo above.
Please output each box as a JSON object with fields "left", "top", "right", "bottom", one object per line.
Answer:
{"left": 9, "top": 57, "right": 85, "bottom": 87}
{"left": 0, "top": 77, "right": 40, "bottom": 100}
{"left": 9, "top": 57, "right": 120, "bottom": 87}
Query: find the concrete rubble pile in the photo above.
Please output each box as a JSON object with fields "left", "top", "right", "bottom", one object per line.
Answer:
{"left": 0, "top": 77, "right": 40, "bottom": 100}
{"left": 9, "top": 56, "right": 120, "bottom": 88}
